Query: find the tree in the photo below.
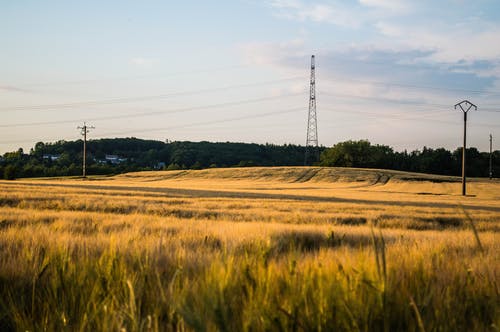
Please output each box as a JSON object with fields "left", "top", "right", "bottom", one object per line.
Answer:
{"left": 320, "top": 140, "right": 373, "bottom": 167}
{"left": 4, "top": 165, "right": 17, "bottom": 180}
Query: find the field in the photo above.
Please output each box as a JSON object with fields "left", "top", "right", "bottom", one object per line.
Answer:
{"left": 0, "top": 167, "right": 499, "bottom": 331}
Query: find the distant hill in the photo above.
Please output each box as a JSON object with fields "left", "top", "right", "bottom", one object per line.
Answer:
{"left": 115, "top": 166, "right": 465, "bottom": 184}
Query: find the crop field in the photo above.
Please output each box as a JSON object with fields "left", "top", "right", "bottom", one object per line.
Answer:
{"left": 0, "top": 167, "right": 499, "bottom": 331}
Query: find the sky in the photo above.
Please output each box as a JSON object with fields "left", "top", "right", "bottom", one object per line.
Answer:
{"left": 1, "top": 0, "right": 499, "bottom": 154}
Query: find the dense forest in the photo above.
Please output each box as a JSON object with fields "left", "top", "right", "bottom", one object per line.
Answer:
{"left": 0, "top": 138, "right": 497, "bottom": 179}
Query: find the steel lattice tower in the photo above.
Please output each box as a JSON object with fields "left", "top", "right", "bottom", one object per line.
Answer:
{"left": 305, "top": 55, "right": 319, "bottom": 165}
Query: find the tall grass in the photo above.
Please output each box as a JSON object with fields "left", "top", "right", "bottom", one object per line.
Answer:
{"left": 0, "top": 172, "right": 498, "bottom": 331}
{"left": 0, "top": 217, "right": 498, "bottom": 331}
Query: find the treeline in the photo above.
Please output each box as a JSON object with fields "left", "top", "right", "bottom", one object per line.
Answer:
{"left": 0, "top": 138, "right": 312, "bottom": 179}
{"left": 0, "top": 138, "right": 497, "bottom": 179}
{"left": 320, "top": 140, "right": 498, "bottom": 177}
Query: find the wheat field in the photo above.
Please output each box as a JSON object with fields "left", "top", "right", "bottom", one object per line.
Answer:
{"left": 0, "top": 167, "right": 498, "bottom": 331}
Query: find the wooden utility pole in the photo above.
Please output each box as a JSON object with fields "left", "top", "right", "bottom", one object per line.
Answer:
{"left": 77, "top": 122, "right": 94, "bottom": 178}
{"left": 490, "top": 134, "right": 493, "bottom": 180}
{"left": 454, "top": 101, "right": 477, "bottom": 196}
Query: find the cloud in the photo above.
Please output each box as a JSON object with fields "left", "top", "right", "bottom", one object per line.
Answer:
{"left": 0, "top": 85, "right": 30, "bottom": 93}
{"left": 258, "top": 1, "right": 500, "bottom": 101}
{"left": 267, "top": 0, "right": 365, "bottom": 28}
{"left": 373, "top": 20, "right": 500, "bottom": 65}
{"left": 266, "top": 0, "right": 415, "bottom": 28}
{"left": 239, "top": 37, "right": 499, "bottom": 103}
{"left": 358, "top": 0, "right": 413, "bottom": 13}
{"left": 265, "top": 1, "right": 500, "bottom": 66}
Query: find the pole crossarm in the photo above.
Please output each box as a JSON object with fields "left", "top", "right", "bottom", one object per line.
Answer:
{"left": 454, "top": 100, "right": 477, "bottom": 113}
{"left": 77, "top": 122, "right": 95, "bottom": 134}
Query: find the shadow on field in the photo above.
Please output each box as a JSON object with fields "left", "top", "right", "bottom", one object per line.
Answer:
{"left": 5, "top": 182, "right": 500, "bottom": 213}
{"left": 264, "top": 230, "right": 393, "bottom": 255}
{"left": 374, "top": 214, "right": 465, "bottom": 230}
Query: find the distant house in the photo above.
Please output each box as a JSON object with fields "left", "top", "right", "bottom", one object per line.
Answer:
{"left": 105, "top": 155, "right": 127, "bottom": 164}
{"left": 154, "top": 162, "right": 166, "bottom": 170}
{"left": 43, "top": 154, "right": 60, "bottom": 161}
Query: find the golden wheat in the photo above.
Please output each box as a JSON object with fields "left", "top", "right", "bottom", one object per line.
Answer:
{"left": 0, "top": 167, "right": 498, "bottom": 331}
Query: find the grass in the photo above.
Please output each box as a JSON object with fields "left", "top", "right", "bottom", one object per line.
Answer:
{"left": 0, "top": 166, "right": 499, "bottom": 331}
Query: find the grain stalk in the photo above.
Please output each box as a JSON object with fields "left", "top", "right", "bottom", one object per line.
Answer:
{"left": 31, "top": 248, "right": 50, "bottom": 320}
{"left": 409, "top": 294, "right": 426, "bottom": 332}
{"left": 370, "top": 226, "right": 388, "bottom": 331}
{"left": 459, "top": 204, "right": 484, "bottom": 253}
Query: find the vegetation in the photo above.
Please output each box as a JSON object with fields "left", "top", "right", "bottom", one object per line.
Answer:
{"left": 320, "top": 139, "right": 499, "bottom": 177}
{"left": 0, "top": 167, "right": 498, "bottom": 331}
{"left": 0, "top": 139, "right": 311, "bottom": 179}
{"left": 1, "top": 138, "right": 498, "bottom": 179}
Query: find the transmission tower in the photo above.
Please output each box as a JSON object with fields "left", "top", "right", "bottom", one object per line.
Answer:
{"left": 77, "top": 122, "right": 94, "bottom": 178}
{"left": 305, "top": 55, "right": 319, "bottom": 165}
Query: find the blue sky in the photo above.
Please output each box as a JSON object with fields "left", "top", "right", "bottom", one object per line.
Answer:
{"left": 1, "top": 0, "right": 499, "bottom": 153}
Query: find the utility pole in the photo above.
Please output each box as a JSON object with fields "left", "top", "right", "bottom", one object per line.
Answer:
{"left": 490, "top": 134, "right": 493, "bottom": 180}
{"left": 454, "top": 100, "right": 477, "bottom": 196}
{"left": 77, "top": 122, "right": 94, "bottom": 178}
{"left": 305, "top": 55, "right": 319, "bottom": 165}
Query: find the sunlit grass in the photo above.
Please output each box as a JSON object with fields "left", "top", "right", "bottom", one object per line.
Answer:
{"left": 0, "top": 167, "right": 498, "bottom": 331}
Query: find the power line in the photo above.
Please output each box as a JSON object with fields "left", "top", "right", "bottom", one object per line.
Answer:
{"left": 1, "top": 104, "right": 497, "bottom": 148}
{"left": 321, "top": 107, "right": 449, "bottom": 119}
{"left": 12, "top": 64, "right": 251, "bottom": 88}
{"left": 7, "top": 56, "right": 499, "bottom": 98}
{"left": 319, "top": 91, "right": 450, "bottom": 109}
{"left": 320, "top": 91, "right": 500, "bottom": 112}
{"left": 320, "top": 107, "right": 500, "bottom": 128}
{"left": 0, "top": 107, "right": 303, "bottom": 145}
{"left": 0, "top": 76, "right": 306, "bottom": 112}
{"left": 4, "top": 75, "right": 499, "bottom": 115}
{"left": 0, "top": 92, "right": 304, "bottom": 128}
{"left": 96, "top": 107, "right": 305, "bottom": 137}
{"left": 75, "top": 106, "right": 500, "bottom": 140}
{"left": 1, "top": 102, "right": 496, "bottom": 143}
{"left": 321, "top": 77, "right": 500, "bottom": 97}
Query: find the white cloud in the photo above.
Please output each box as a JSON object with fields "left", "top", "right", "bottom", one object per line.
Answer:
{"left": 269, "top": 0, "right": 301, "bottom": 9}
{"left": 266, "top": 0, "right": 416, "bottom": 28}
{"left": 374, "top": 20, "right": 500, "bottom": 64}
{"left": 358, "top": 0, "right": 412, "bottom": 13}
{"left": 267, "top": 0, "right": 364, "bottom": 28}
{"left": 257, "top": 1, "right": 500, "bottom": 103}
{"left": 266, "top": 0, "right": 500, "bottom": 67}
{"left": 238, "top": 35, "right": 499, "bottom": 106}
